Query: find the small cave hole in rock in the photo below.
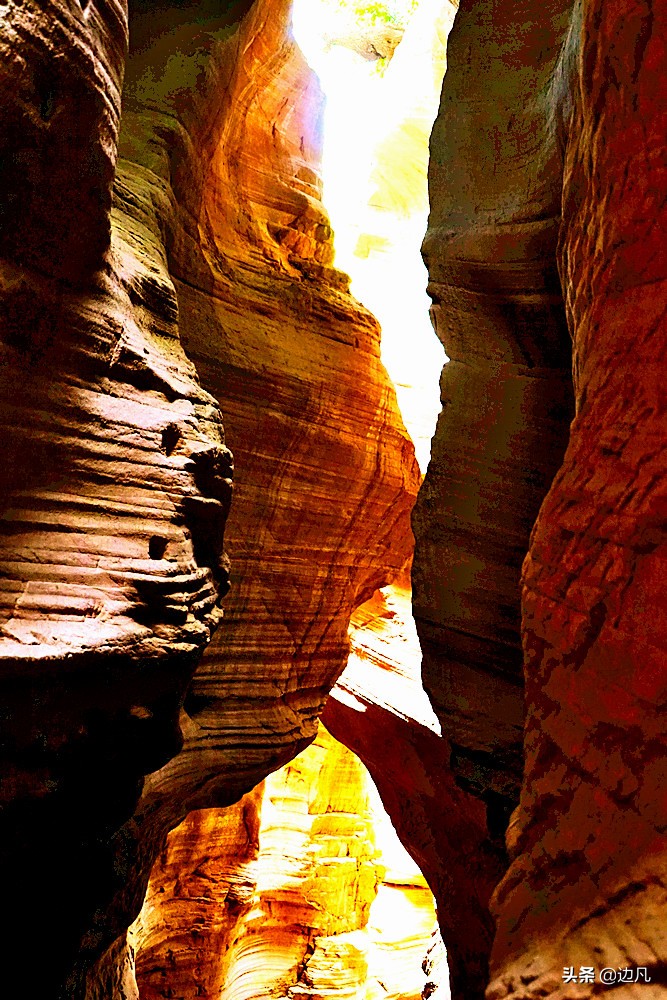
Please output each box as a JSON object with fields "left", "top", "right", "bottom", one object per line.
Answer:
{"left": 161, "top": 422, "right": 181, "bottom": 455}
{"left": 149, "top": 535, "right": 168, "bottom": 560}
{"left": 36, "top": 72, "right": 58, "bottom": 122}
{"left": 131, "top": 725, "right": 448, "bottom": 1000}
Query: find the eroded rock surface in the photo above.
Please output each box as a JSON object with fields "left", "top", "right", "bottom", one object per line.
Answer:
{"left": 488, "top": 3, "right": 667, "bottom": 995}
{"left": 132, "top": 725, "right": 438, "bottom": 1000}
{"left": 0, "top": 1, "right": 233, "bottom": 993}
{"left": 412, "top": 0, "right": 574, "bottom": 808}
{"left": 108, "top": 0, "right": 418, "bottom": 964}
{"left": 1, "top": 0, "right": 418, "bottom": 994}
{"left": 323, "top": 585, "right": 506, "bottom": 999}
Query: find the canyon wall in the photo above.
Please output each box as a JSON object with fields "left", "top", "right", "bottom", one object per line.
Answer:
{"left": 417, "top": 0, "right": 666, "bottom": 996}
{"left": 413, "top": 0, "right": 574, "bottom": 807}
{"left": 0, "top": 0, "right": 418, "bottom": 994}
{"left": 410, "top": 0, "right": 575, "bottom": 991}
{"left": 488, "top": 2, "right": 667, "bottom": 995}
{"left": 3, "top": 0, "right": 666, "bottom": 998}
{"left": 0, "top": 1, "right": 233, "bottom": 992}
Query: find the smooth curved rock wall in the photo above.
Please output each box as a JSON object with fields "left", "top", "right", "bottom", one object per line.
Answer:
{"left": 410, "top": 1, "right": 575, "bottom": 994}
{"left": 413, "top": 0, "right": 574, "bottom": 806}
{"left": 488, "top": 2, "right": 667, "bottom": 995}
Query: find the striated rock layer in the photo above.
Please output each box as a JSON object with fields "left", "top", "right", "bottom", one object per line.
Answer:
{"left": 488, "top": 3, "right": 667, "bottom": 996}
{"left": 413, "top": 0, "right": 574, "bottom": 806}
{"left": 125, "top": 0, "right": 418, "bottom": 831}
{"left": 0, "top": 0, "right": 418, "bottom": 994}
{"left": 132, "top": 725, "right": 439, "bottom": 1000}
{"left": 410, "top": 1, "right": 575, "bottom": 994}
{"left": 110, "top": 0, "right": 419, "bottom": 969}
{"left": 323, "top": 585, "right": 506, "bottom": 999}
{"left": 0, "top": 1, "right": 233, "bottom": 993}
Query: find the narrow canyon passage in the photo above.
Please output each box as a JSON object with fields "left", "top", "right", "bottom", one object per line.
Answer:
{"left": 132, "top": 725, "right": 446, "bottom": 1000}
{"left": 2, "top": 2, "right": 665, "bottom": 999}
{"left": 129, "top": 3, "right": 459, "bottom": 996}
{"left": 292, "top": 0, "right": 456, "bottom": 471}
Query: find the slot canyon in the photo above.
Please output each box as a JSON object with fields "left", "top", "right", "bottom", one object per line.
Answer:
{"left": 0, "top": 2, "right": 665, "bottom": 1000}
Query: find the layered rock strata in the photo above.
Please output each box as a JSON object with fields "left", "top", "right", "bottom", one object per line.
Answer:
{"left": 131, "top": 725, "right": 439, "bottom": 1000}
{"left": 323, "top": 585, "right": 506, "bottom": 999}
{"left": 488, "top": 3, "right": 667, "bottom": 995}
{"left": 127, "top": 0, "right": 418, "bottom": 828}
{"left": 412, "top": 0, "right": 575, "bottom": 809}
{"left": 0, "top": 1, "right": 233, "bottom": 993}
{"left": 112, "top": 0, "right": 418, "bottom": 965}
{"left": 0, "top": 0, "right": 418, "bottom": 993}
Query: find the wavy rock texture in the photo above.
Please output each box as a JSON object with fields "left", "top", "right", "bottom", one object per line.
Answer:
{"left": 0, "top": 1, "right": 234, "bottom": 994}
{"left": 124, "top": 0, "right": 418, "bottom": 835}
{"left": 488, "top": 3, "right": 667, "bottom": 996}
{"left": 412, "top": 0, "right": 574, "bottom": 810}
{"left": 323, "top": 585, "right": 506, "bottom": 999}
{"left": 131, "top": 725, "right": 439, "bottom": 1000}
{"left": 131, "top": 794, "right": 263, "bottom": 1000}
{"left": 0, "top": 0, "right": 418, "bottom": 993}
{"left": 109, "top": 0, "right": 418, "bottom": 959}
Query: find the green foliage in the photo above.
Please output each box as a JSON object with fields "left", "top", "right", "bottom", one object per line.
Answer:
{"left": 320, "top": 0, "right": 420, "bottom": 29}
{"left": 355, "top": 0, "right": 418, "bottom": 25}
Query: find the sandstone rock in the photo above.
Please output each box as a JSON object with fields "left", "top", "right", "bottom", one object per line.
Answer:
{"left": 323, "top": 584, "right": 505, "bottom": 999}
{"left": 488, "top": 3, "right": 667, "bottom": 996}
{"left": 0, "top": 2, "right": 233, "bottom": 994}
{"left": 0, "top": 0, "right": 126, "bottom": 282}
{"left": 109, "top": 0, "right": 418, "bottom": 951}
{"left": 117, "top": 0, "right": 418, "bottom": 819}
{"left": 132, "top": 792, "right": 263, "bottom": 1000}
{"left": 132, "top": 725, "right": 438, "bottom": 1000}
{"left": 84, "top": 937, "right": 140, "bottom": 1000}
{"left": 10, "top": 2, "right": 665, "bottom": 999}
{"left": 0, "top": 0, "right": 419, "bottom": 993}
{"left": 412, "top": 0, "right": 575, "bottom": 810}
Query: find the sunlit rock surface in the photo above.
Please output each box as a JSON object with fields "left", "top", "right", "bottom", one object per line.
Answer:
{"left": 5, "top": 0, "right": 666, "bottom": 998}
{"left": 121, "top": 0, "right": 419, "bottom": 918}
{"left": 0, "top": 0, "right": 418, "bottom": 994}
{"left": 132, "top": 725, "right": 440, "bottom": 1000}
{"left": 323, "top": 585, "right": 505, "bottom": 999}
{"left": 488, "top": 3, "right": 667, "bottom": 996}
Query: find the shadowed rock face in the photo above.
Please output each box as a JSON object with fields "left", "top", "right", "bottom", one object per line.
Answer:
{"left": 415, "top": 0, "right": 667, "bottom": 996}
{"left": 0, "top": 1, "right": 230, "bottom": 993}
{"left": 0, "top": 0, "right": 417, "bottom": 995}
{"left": 412, "top": 0, "right": 575, "bottom": 813}
{"left": 489, "top": 2, "right": 667, "bottom": 995}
